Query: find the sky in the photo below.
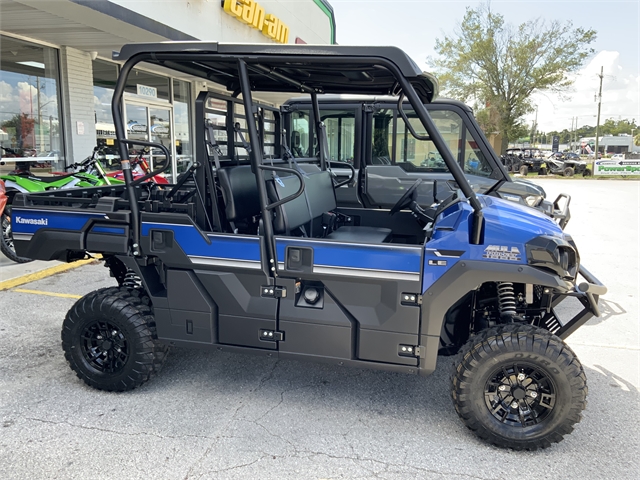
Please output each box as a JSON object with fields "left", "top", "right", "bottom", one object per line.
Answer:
{"left": 330, "top": 0, "right": 640, "bottom": 133}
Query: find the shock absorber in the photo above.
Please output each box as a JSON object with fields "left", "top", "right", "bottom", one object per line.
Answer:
{"left": 122, "top": 269, "right": 141, "bottom": 289}
{"left": 497, "top": 282, "right": 517, "bottom": 319}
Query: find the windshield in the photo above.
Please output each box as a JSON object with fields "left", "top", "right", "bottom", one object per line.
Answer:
{"left": 373, "top": 107, "right": 494, "bottom": 178}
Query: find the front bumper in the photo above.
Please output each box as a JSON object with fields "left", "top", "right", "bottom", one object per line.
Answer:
{"left": 543, "top": 265, "right": 607, "bottom": 339}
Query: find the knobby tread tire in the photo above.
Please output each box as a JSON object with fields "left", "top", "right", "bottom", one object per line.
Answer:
{"left": 451, "top": 324, "right": 587, "bottom": 450}
{"left": 62, "top": 287, "right": 168, "bottom": 392}
{"left": 1, "top": 213, "right": 33, "bottom": 263}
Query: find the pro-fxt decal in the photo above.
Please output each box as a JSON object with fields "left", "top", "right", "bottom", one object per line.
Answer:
{"left": 483, "top": 245, "right": 521, "bottom": 261}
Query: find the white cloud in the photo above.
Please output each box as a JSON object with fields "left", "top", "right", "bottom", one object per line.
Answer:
{"left": 527, "top": 51, "right": 640, "bottom": 132}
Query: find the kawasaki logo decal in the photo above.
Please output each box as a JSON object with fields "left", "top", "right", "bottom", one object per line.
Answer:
{"left": 483, "top": 245, "right": 521, "bottom": 261}
{"left": 14, "top": 216, "right": 48, "bottom": 226}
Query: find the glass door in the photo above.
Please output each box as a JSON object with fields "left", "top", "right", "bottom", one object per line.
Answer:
{"left": 149, "top": 107, "right": 173, "bottom": 178}
{"left": 124, "top": 101, "right": 176, "bottom": 181}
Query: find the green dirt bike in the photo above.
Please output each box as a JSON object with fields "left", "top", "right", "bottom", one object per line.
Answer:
{"left": 1, "top": 148, "right": 123, "bottom": 263}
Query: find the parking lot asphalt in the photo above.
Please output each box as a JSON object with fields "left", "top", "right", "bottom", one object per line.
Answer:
{"left": 0, "top": 179, "right": 638, "bottom": 480}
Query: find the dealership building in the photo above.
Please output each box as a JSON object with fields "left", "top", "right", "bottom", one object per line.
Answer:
{"left": 0, "top": 0, "right": 335, "bottom": 179}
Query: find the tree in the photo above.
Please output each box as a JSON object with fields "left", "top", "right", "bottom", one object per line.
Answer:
{"left": 429, "top": 2, "right": 596, "bottom": 153}
{"left": 2, "top": 113, "right": 35, "bottom": 150}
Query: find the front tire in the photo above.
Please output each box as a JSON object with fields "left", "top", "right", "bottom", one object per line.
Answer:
{"left": 563, "top": 166, "right": 575, "bottom": 177}
{"left": 452, "top": 324, "right": 587, "bottom": 450}
{"left": 62, "top": 288, "right": 168, "bottom": 392}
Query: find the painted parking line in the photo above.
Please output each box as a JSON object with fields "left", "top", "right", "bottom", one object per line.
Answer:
{"left": 12, "top": 288, "right": 83, "bottom": 299}
{"left": 0, "top": 258, "right": 97, "bottom": 291}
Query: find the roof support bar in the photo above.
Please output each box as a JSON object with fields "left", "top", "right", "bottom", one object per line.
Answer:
{"left": 249, "top": 64, "right": 315, "bottom": 94}
{"left": 311, "top": 92, "right": 327, "bottom": 171}
{"left": 391, "top": 79, "right": 484, "bottom": 244}
{"left": 111, "top": 55, "right": 142, "bottom": 256}
{"left": 237, "top": 59, "right": 277, "bottom": 281}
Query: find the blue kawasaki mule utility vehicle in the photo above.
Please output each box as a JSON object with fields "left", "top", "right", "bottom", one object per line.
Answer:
{"left": 12, "top": 43, "right": 606, "bottom": 450}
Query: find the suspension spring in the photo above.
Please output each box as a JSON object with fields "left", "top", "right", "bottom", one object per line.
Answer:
{"left": 122, "top": 269, "right": 141, "bottom": 289}
{"left": 497, "top": 282, "right": 517, "bottom": 318}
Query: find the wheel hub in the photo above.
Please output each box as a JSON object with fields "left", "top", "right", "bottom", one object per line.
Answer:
{"left": 512, "top": 387, "right": 526, "bottom": 400}
{"left": 484, "top": 363, "right": 556, "bottom": 427}
{"left": 80, "top": 320, "right": 129, "bottom": 373}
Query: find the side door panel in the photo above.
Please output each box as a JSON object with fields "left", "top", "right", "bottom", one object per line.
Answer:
{"left": 139, "top": 214, "right": 277, "bottom": 350}
{"left": 275, "top": 237, "right": 423, "bottom": 366}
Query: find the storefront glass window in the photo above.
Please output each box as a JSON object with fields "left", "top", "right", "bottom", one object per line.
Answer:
{"left": 173, "top": 79, "right": 192, "bottom": 173}
{"left": 0, "top": 36, "right": 64, "bottom": 171}
{"left": 125, "top": 69, "right": 170, "bottom": 102}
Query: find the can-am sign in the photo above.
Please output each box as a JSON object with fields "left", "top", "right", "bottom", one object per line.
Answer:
{"left": 223, "top": 0, "right": 289, "bottom": 44}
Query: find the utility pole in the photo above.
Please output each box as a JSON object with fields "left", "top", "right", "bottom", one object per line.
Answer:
{"left": 570, "top": 117, "right": 574, "bottom": 151}
{"left": 594, "top": 66, "right": 604, "bottom": 158}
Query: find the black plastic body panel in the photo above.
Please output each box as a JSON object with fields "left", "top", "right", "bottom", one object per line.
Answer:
{"left": 195, "top": 270, "right": 277, "bottom": 349}
{"left": 358, "top": 330, "right": 418, "bottom": 366}
{"left": 219, "top": 315, "right": 277, "bottom": 349}
{"left": 155, "top": 270, "right": 217, "bottom": 345}
{"left": 279, "top": 322, "right": 351, "bottom": 358}
{"left": 17, "top": 230, "right": 83, "bottom": 261}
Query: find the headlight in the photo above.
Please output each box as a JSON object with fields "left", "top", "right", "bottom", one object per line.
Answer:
{"left": 525, "top": 235, "right": 579, "bottom": 280}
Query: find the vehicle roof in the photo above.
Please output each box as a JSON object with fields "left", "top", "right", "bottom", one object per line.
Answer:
{"left": 283, "top": 94, "right": 471, "bottom": 112}
{"left": 113, "top": 42, "right": 439, "bottom": 103}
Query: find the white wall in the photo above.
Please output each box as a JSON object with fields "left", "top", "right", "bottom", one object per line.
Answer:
{"left": 110, "top": 0, "right": 333, "bottom": 44}
{"left": 59, "top": 47, "right": 97, "bottom": 162}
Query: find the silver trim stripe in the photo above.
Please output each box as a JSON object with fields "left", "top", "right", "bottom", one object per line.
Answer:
{"left": 12, "top": 233, "right": 34, "bottom": 241}
{"left": 313, "top": 265, "right": 420, "bottom": 282}
{"left": 188, "top": 256, "right": 262, "bottom": 270}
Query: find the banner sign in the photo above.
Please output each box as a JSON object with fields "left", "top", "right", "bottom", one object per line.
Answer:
{"left": 594, "top": 158, "right": 640, "bottom": 175}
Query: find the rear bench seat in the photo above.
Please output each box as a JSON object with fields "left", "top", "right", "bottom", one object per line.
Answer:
{"left": 270, "top": 170, "right": 392, "bottom": 244}
{"left": 217, "top": 164, "right": 392, "bottom": 243}
{"left": 217, "top": 165, "right": 261, "bottom": 232}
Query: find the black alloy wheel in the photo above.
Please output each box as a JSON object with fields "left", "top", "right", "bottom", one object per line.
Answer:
{"left": 80, "top": 320, "right": 130, "bottom": 374}
{"left": 484, "top": 363, "right": 556, "bottom": 428}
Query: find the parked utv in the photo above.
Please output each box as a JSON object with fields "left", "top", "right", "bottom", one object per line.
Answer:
{"left": 503, "top": 148, "right": 547, "bottom": 176}
{"left": 12, "top": 43, "right": 605, "bottom": 450}
{"left": 544, "top": 153, "right": 591, "bottom": 177}
{"left": 280, "top": 95, "right": 571, "bottom": 228}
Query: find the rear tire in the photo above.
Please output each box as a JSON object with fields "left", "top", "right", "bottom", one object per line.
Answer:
{"left": 452, "top": 324, "right": 587, "bottom": 450}
{"left": 519, "top": 165, "right": 529, "bottom": 176}
{"left": 62, "top": 288, "right": 168, "bottom": 391}
{"left": 582, "top": 168, "right": 592, "bottom": 177}
{"left": 563, "top": 166, "right": 575, "bottom": 177}
{"left": 1, "top": 212, "right": 34, "bottom": 263}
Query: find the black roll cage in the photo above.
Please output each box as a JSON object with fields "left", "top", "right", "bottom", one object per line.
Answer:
{"left": 110, "top": 47, "right": 484, "bottom": 274}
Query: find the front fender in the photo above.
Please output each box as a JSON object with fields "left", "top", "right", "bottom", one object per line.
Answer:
{"left": 420, "top": 260, "right": 571, "bottom": 338}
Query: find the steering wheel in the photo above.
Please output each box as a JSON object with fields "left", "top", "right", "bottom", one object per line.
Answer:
{"left": 390, "top": 178, "right": 422, "bottom": 215}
